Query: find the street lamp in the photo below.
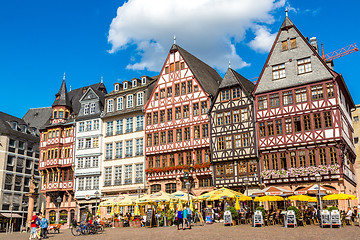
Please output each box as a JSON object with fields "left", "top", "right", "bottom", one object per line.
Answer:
{"left": 56, "top": 196, "right": 62, "bottom": 224}
{"left": 9, "top": 205, "right": 13, "bottom": 233}
{"left": 185, "top": 181, "right": 191, "bottom": 207}
{"left": 95, "top": 191, "right": 100, "bottom": 216}
{"left": 315, "top": 173, "right": 323, "bottom": 211}
{"left": 244, "top": 177, "right": 249, "bottom": 196}
{"left": 21, "top": 201, "right": 27, "bottom": 232}
{"left": 137, "top": 186, "right": 141, "bottom": 199}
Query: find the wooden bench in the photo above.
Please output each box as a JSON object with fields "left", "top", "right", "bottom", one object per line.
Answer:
{"left": 48, "top": 224, "right": 61, "bottom": 233}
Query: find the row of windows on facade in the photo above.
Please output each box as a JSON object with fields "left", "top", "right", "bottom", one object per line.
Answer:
{"left": 147, "top": 150, "right": 210, "bottom": 169}
{"left": 262, "top": 147, "right": 339, "bottom": 170}
{"left": 8, "top": 138, "right": 35, "bottom": 151}
{"left": 146, "top": 124, "right": 209, "bottom": 147}
{"left": 82, "top": 103, "right": 96, "bottom": 115}
{"left": 7, "top": 155, "right": 37, "bottom": 172}
{"left": 42, "top": 128, "right": 72, "bottom": 141}
{"left": 105, "top": 138, "right": 144, "bottom": 160}
{"left": 106, "top": 116, "right": 144, "bottom": 136}
{"left": 77, "top": 137, "right": 99, "bottom": 150}
{"left": 76, "top": 156, "right": 99, "bottom": 169}
{"left": 154, "top": 80, "right": 200, "bottom": 101}
{"left": 104, "top": 164, "right": 143, "bottom": 186}
{"left": 114, "top": 77, "right": 147, "bottom": 92}
{"left": 52, "top": 109, "right": 70, "bottom": 119}
{"left": 77, "top": 176, "right": 99, "bottom": 191}
{"left": 164, "top": 60, "right": 186, "bottom": 74}
{"left": 42, "top": 170, "right": 74, "bottom": 184}
{"left": 78, "top": 120, "right": 100, "bottom": 132}
{"left": 215, "top": 160, "right": 258, "bottom": 179}
{"left": 150, "top": 178, "right": 213, "bottom": 194}
{"left": 220, "top": 87, "right": 242, "bottom": 102}
{"left": 258, "top": 82, "right": 334, "bottom": 110}
{"left": 2, "top": 192, "right": 30, "bottom": 210}
{"left": 4, "top": 174, "right": 33, "bottom": 191}
{"left": 271, "top": 56, "right": 312, "bottom": 81}
{"left": 216, "top": 108, "right": 249, "bottom": 125}
{"left": 10, "top": 121, "right": 37, "bottom": 135}
{"left": 259, "top": 111, "right": 333, "bottom": 137}
{"left": 217, "top": 132, "right": 250, "bottom": 150}
{"left": 41, "top": 147, "right": 71, "bottom": 161}
{"left": 146, "top": 101, "right": 208, "bottom": 125}
{"left": 107, "top": 92, "right": 144, "bottom": 113}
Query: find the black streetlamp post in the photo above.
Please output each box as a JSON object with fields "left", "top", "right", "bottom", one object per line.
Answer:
{"left": 56, "top": 196, "right": 62, "bottom": 224}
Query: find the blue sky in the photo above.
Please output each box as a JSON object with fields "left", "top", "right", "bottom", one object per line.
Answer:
{"left": 0, "top": 0, "right": 359, "bottom": 118}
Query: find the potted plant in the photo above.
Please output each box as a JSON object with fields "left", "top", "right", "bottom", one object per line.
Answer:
{"left": 165, "top": 210, "right": 175, "bottom": 226}
{"left": 227, "top": 207, "right": 238, "bottom": 226}
{"left": 255, "top": 206, "right": 266, "bottom": 218}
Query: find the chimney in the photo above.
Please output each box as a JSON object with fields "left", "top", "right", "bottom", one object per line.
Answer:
{"left": 310, "top": 37, "right": 319, "bottom": 53}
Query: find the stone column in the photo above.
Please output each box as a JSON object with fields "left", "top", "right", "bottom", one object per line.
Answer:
{"left": 26, "top": 193, "right": 39, "bottom": 224}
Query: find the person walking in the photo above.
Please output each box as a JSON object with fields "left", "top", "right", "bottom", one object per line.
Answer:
{"left": 29, "top": 212, "right": 39, "bottom": 240}
{"left": 40, "top": 215, "right": 48, "bottom": 239}
{"left": 176, "top": 210, "right": 183, "bottom": 230}
{"left": 182, "top": 207, "right": 188, "bottom": 229}
{"left": 186, "top": 205, "right": 192, "bottom": 229}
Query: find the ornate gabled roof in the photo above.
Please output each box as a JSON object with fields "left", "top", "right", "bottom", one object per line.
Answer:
{"left": 171, "top": 44, "right": 222, "bottom": 96}
{"left": 52, "top": 79, "right": 71, "bottom": 108}
{"left": 220, "top": 68, "right": 255, "bottom": 96}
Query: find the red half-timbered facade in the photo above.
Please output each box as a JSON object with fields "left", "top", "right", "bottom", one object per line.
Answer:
{"left": 254, "top": 16, "right": 356, "bottom": 195}
{"left": 144, "top": 44, "right": 222, "bottom": 196}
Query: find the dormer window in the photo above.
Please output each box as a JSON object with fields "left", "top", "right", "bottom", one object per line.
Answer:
{"left": 142, "top": 77, "right": 146, "bottom": 85}
{"left": 53, "top": 111, "right": 57, "bottom": 118}
{"left": 123, "top": 82, "right": 128, "bottom": 89}
{"left": 90, "top": 103, "right": 96, "bottom": 114}
{"left": 12, "top": 122, "right": 17, "bottom": 130}
{"left": 132, "top": 80, "right": 137, "bottom": 87}
{"left": 21, "top": 125, "right": 27, "bottom": 133}
{"left": 115, "top": 84, "right": 119, "bottom": 92}
{"left": 65, "top": 111, "right": 69, "bottom": 118}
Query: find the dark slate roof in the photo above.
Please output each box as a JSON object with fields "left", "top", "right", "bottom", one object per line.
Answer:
{"left": 0, "top": 111, "right": 39, "bottom": 140}
{"left": 52, "top": 80, "right": 71, "bottom": 108}
{"left": 171, "top": 44, "right": 222, "bottom": 96}
{"left": 23, "top": 107, "right": 53, "bottom": 130}
{"left": 220, "top": 68, "right": 255, "bottom": 96}
{"left": 68, "top": 82, "right": 107, "bottom": 115}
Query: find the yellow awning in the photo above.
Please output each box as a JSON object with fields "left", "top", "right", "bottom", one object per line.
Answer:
{"left": 254, "top": 195, "right": 284, "bottom": 202}
{"left": 323, "top": 194, "right": 358, "bottom": 201}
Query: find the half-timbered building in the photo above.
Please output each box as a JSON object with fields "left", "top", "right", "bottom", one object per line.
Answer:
{"left": 210, "top": 68, "right": 260, "bottom": 193}
{"left": 144, "top": 44, "right": 222, "bottom": 196}
{"left": 39, "top": 77, "right": 106, "bottom": 225}
{"left": 254, "top": 16, "right": 357, "bottom": 195}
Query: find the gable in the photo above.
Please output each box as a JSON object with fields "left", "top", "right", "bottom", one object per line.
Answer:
{"left": 79, "top": 88, "right": 99, "bottom": 102}
{"left": 254, "top": 17, "right": 334, "bottom": 95}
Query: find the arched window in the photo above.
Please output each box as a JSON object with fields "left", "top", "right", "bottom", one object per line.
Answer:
{"left": 60, "top": 210, "right": 68, "bottom": 222}
{"left": 53, "top": 111, "right": 57, "bottom": 118}
{"left": 49, "top": 210, "right": 56, "bottom": 222}
{"left": 150, "top": 184, "right": 161, "bottom": 193}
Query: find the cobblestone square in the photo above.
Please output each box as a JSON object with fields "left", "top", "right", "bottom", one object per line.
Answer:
{"left": 1, "top": 223, "right": 359, "bottom": 240}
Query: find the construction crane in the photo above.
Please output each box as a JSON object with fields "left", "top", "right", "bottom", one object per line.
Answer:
{"left": 322, "top": 43, "right": 359, "bottom": 61}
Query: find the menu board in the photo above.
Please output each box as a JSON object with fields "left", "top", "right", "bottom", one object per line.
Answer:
{"left": 286, "top": 210, "right": 296, "bottom": 227}
{"left": 224, "top": 211, "right": 232, "bottom": 226}
{"left": 321, "top": 210, "right": 331, "bottom": 227}
{"left": 146, "top": 208, "right": 154, "bottom": 227}
{"left": 253, "top": 211, "right": 263, "bottom": 226}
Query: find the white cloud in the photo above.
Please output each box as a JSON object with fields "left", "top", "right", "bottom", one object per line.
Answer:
{"left": 108, "top": 0, "right": 286, "bottom": 72}
{"left": 248, "top": 25, "right": 277, "bottom": 53}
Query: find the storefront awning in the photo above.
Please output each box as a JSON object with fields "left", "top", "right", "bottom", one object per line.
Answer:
{"left": 0, "top": 213, "right": 24, "bottom": 218}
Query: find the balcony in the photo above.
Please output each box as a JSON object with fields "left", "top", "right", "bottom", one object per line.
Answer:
{"left": 125, "top": 153, "right": 132, "bottom": 158}
{"left": 124, "top": 179, "right": 132, "bottom": 185}
{"left": 104, "top": 181, "right": 111, "bottom": 187}
{"left": 105, "top": 156, "right": 112, "bottom": 160}
{"left": 135, "top": 178, "right": 143, "bottom": 184}
{"left": 114, "top": 180, "right": 122, "bottom": 186}
{"left": 135, "top": 152, "right": 143, "bottom": 156}
{"left": 115, "top": 155, "right": 122, "bottom": 159}
{"left": 106, "top": 132, "right": 113, "bottom": 137}
{"left": 136, "top": 126, "right": 143, "bottom": 131}
{"left": 116, "top": 130, "right": 123, "bottom": 135}
{"left": 126, "top": 128, "right": 133, "bottom": 133}
{"left": 41, "top": 181, "right": 74, "bottom": 192}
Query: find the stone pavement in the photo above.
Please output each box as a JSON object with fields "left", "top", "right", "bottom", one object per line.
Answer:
{"left": 0, "top": 223, "right": 359, "bottom": 240}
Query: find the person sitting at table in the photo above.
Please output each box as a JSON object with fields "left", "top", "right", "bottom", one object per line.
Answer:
{"left": 140, "top": 215, "right": 146, "bottom": 227}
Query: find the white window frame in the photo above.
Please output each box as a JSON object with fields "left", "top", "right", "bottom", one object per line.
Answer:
{"left": 107, "top": 99, "right": 114, "bottom": 112}
{"left": 123, "top": 82, "right": 128, "bottom": 89}
{"left": 272, "top": 63, "right": 286, "bottom": 80}
{"left": 137, "top": 92, "right": 143, "bottom": 106}
{"left": 115, "top": 84, "right": 119, "bottom": 91}
{"left": 141, "top": 77, "right": 146, "bottom": 85}
{"left": 133, "top": 80, "right": 137, "bottom": 87}
{"left": 117, "top": 97, "right": 123, "bottom": 110}
{"left": 90, "top": 103, "right": 96, "bottom": 114}
{"left": 127, "top": 95, "right": 133, "bottom": 108}
{"left": 125, "top": 140, "right": 133, "bottom": 158}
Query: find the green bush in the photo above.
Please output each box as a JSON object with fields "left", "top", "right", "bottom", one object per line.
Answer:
{"left": 326, "top": 206, "right": 339, "bottom": 212}
{"left": 255, "top": 207, "right": 266, "bottom": 218}
{"left": 287, "top": 206, "right": 300, "bottom": 220}
{"left": 227, "top": 207, "right": 238, "bottom": 219}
